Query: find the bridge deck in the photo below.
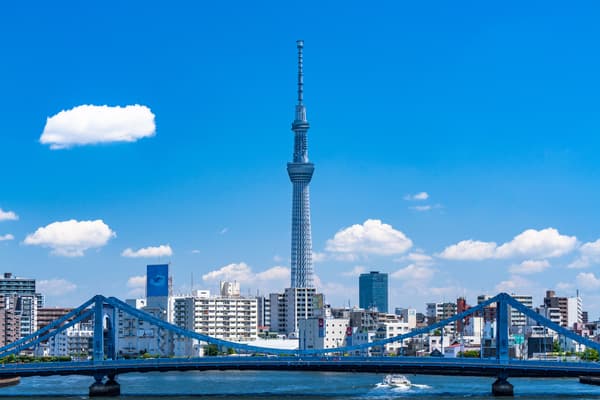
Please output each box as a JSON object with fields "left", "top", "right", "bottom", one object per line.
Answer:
{"left": 1, "top": 357, "right": 600, "bottom": 379}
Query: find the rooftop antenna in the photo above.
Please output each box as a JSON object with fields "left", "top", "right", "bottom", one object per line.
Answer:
{"left": 297, "top": 39, "right": 304, "bottom": 105}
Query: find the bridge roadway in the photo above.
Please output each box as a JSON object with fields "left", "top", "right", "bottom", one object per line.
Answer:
{"left": 1, "top": 356, "right": 600, "bottom": 379}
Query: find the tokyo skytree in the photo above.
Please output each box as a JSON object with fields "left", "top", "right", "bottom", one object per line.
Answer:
{"left": 287, "top": 40, "right": 314, "bottom": 288}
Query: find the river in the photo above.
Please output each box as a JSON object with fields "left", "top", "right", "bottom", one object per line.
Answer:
{"left": 2, "top": 371, "right": 600, "bottom": 399}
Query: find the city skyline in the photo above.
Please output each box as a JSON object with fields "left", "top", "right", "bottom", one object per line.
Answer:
{"left": 1, "top": 2, "right": 600, "bottom": 315}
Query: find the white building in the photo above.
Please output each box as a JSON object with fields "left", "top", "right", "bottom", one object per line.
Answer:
{"left": 509, "top": 294, "right": 533, "bottom": 327}
{"left": 116, "top": 299, "right": 173, "bottom": 357}
{"left": 464, "top": 316, "right": 484, "bottom": 338}
{"left": 350, "top": 328, "right": 377, "bottom": 356}
{"left": 372, "top": 320, "right": 416, "bottom": 355}
{"left": 428, "top": 335, "right": 452, "bottom": 353}
{"left": 567, "top": 296, "right": 583, "bottom": 328}
{"left": 298, "top": 317, "right": 349, "bottom": 350}
{"left": 270, "top": 288, "right": 324, "bottom": 337}
{"left": 538, "top": 306, "right": 562, "bottom": 326}
{"left": 172, "top": 286, "right": 258, "bottom": 343}
{"left": 44, "top": 322, "right": 93, "bottom": 358}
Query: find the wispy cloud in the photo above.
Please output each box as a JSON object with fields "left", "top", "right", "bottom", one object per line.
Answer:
{"left": 38, "top": 278, "right": 77, "bottom": 296}
{"left": 508, "top": 259, "right": 550, "bottom": 275}
{"left": 404, "top": 192, "right": 429, "bottom": 201}
{"left": 127, "top": 275, "right": 146, "bottom": 297}
{"left": 0, "top": 234, "right": 14, "bottom": 241}
{"left": 342, "top": 266, "right": 366, "bottom": 277}
{"left": 0, "top": 209, "right": 18, "bottom": 222}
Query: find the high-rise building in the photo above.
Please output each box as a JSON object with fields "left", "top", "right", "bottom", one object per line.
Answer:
{"left": 359, "top": 271, "right": 389, "bottom": 313}
{"left": 0, "top": 273, "right": 42, "bottom": 343}
{"left": 172, "top": 287, "right": 258, "bottom": 342}
{"left": 426, "top": 302, "right": 457, "bottom": 334}
{"left": 146, "top": 264, "right": 170, "bottom": 321}
{"left": 567, "top": 295, "right": 583, "bottom": 328}
{"left": 269, "top": 288, "right": 324, "bottom": 337}
{"left": 0, "top": 295, "right": 20, "bottom": 347}
{"left": 256, "top": 295, "right": 271, "bottom": 329}
{"left": 456, "top": 297, "right": 470, "bottom": 332}
{"left": 508, "top": 294, "right": 533, "bottom": 327}
{"left": 0, "top": 272, "right": 35, "bottom": 296}
{"left": 476, "top": 294, "right": 497, "bottom": 322}
{"left": 543, "top": 290, "right": 581, "bottom": 328}
{"left": 288, "top": 40, "right": 315, "bottom": 289}
{"left": 37, "top": 308, "right": 74, "bottom": 331}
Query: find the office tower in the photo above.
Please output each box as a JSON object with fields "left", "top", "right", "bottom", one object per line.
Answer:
{"left": 359, "top": 271, "right": 389, "bottom": 313}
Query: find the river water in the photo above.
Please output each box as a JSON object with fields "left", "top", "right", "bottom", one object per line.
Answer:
{"left": 2, "top": 371, "right": 600, "bottom": 399}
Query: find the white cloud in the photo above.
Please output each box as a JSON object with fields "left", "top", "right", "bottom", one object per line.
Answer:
{"left": 255, "top": 266, "right": 290, "bottom": 281}
{"left": 203, "top": 262, "right": 254, "bottom": 282}
{"left": 410, "top": 205, "right": 432, "bottom": 212}
{"left": 122, "top": 244, "right": 172, "bottom": 258}
{"left": 568, "top": 239, "right": 600, "bottom": 269}
{"left": 325, "top": 219, "right": 412, "bottom": 257}
{"left": 439, "top": 228, "right": 577, "bottom": 261}
{"left": 404, "top": 192, "right": 429, "bottom": 201}
{"left": 556, "top": 282, "right": 575, "bottom": 292}
{"left": 0, "top": 209, "right": 18, "bottom": 221}
{"left": 495, "top": 228, "right": 577, "bottom": 259}
{"left": 312, "top": 252, "right": 327, "bottom": 263}
{"left": 202, "top": 262, "right": 290, "bottom": 293}
{"left": 127, "top": 275, "right": 146, "bottom": 288}
{"left": 576, "top": 272, "right": 600, "bottom": 290}
{"left": 342, "top": 266, "right": 366, "bottom": 277}
{"left": 220, "top": 228, "right": 229, "bottom": 235}
{"left": 495, "top": 275, "right": 535, "bottom": 294}
{"left": 397, "top": 252, "right": 434, "bottom": 265}
{"left": 0, "top": 234, "right": 14, "bottom": 241}
{"left": 40, "top": 104, "right": 156, "bottom": 149}
{"left": 438, "top": 240, "right": 497, "bottom": 260}
{"left": 191, "top": 249, "right": 201, "bottom": 254}
{"left": 127, "top": 275, "right": 146, "bottom": 297}
{"left": 37, "top": 279, "right": 77, "bottom": 296}
{"left": 24, "top": 219, "right": 115, "bottom": 257}
{"left": 391, "top": 264, "right": 435, "bottom": 281}
{"left": 508, "top": 259, "right": 550, "bottom": 275}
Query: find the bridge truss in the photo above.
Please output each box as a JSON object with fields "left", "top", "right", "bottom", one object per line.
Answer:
{"left": 0, "top": 293, "right": 599, "bottom": 396}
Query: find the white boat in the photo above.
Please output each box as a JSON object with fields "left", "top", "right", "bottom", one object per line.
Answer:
{"left": 380, "top": 374, "right": 411, "bottom": 389}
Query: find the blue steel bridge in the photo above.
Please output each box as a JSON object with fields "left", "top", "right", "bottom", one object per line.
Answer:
{"left": 1, "top": 293, "right": 600, "bottom": 397}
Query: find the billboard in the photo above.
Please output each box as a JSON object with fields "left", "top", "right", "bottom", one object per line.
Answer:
{"left": 146, "top": 264, "right": 169, "bottom": 297}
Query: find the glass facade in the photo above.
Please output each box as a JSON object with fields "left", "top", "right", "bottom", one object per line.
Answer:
{"left": 359, "top": 271, "right": 388, "bottom": 313}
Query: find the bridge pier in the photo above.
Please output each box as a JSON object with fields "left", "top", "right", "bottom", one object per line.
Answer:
{"left": 89, "top": 374, "right": 120, "bottom": 397}
{"left": 492, "top": 377, "right": 513, "bottom": 397}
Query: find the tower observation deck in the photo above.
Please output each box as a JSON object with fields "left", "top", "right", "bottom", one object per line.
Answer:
{"left": 287, "top": 40, "right": 314, "bottom": 289}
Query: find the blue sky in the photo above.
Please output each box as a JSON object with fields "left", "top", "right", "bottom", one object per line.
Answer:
{"left": 1, "top": 1, "right": 600, "bottom": 316}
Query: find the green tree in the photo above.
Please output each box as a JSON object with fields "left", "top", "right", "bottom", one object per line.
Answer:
{"left": 582, "top": 348, "right": 599, "bottom": 361}
{"left": 204, "top": 344, "right": 219, "bottom": 356}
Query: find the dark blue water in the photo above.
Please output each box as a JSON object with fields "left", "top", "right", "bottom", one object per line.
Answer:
{"left": 1, "top": 371, "right": 600, "bottom": 399}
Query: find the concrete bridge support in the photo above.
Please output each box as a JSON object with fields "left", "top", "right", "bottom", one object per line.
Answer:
{"left": 492, "top": 377, "right": 513, "bottom": 396}
{"left": 89, "top": 374, "right": 120, "bottom": 397}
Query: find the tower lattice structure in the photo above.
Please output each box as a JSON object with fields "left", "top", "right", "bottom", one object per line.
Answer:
{"left": 287, "top": 40, "right": 314, "bottom": 289}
